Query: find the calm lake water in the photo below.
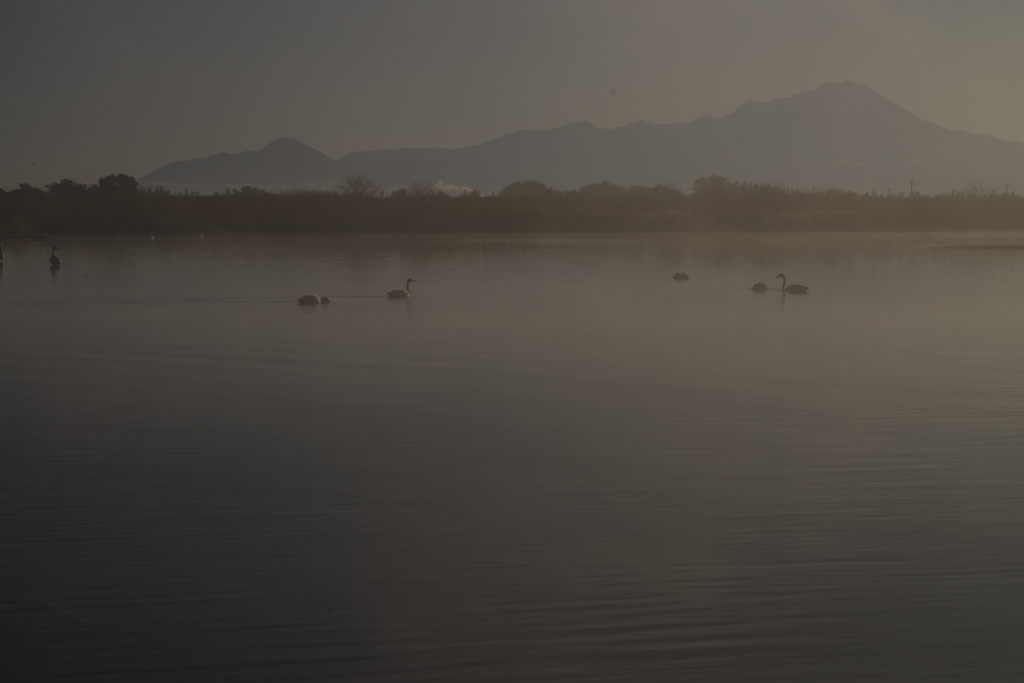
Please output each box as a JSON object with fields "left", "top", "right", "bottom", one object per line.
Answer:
{"left": 3, "top": 232, "right": 1024, "bottom": 681}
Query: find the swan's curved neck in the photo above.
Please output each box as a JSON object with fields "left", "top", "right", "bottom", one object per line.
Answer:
{"left": 780, "top": 275, "right": 786, "bottom": 290}
{"left": 406, "top": 279, "right": 413, "bottom": 291}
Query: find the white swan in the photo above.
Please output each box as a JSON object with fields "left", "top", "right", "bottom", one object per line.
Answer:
{"left": 387, "top": 278, "right": 416, "bottom": 299}
{"left": 775, "top": 273, "right": 809, "bottom": 293}
{"left": 298, "top": 294, "right": 321, "bottom": 305}
{"left": 49, "top": 246, "right": 61, "bottom": 267}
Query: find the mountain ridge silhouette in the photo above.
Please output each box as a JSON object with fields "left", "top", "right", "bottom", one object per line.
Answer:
{"left": 141, "top": 82, "right": 1024, "bottom": 194}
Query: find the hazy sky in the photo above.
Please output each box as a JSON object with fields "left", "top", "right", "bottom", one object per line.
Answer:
{"left": 3, "top": 0, "right": 1024, "bottom": 189}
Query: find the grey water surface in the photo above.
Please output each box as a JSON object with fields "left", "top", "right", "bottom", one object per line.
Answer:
{"left": 3, "top": 233, "right": 1024, "bottom": 682}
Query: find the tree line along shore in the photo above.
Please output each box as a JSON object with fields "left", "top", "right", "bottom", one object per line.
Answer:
{"left": 2, "top": 173, "right": 1023, "bottom": 238}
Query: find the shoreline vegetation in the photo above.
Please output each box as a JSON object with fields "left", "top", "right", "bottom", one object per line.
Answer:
{"left": 3, "top": 173, "right": 1024, "bottom": 238}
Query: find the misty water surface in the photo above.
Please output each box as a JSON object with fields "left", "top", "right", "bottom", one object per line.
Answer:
{"left": 2, "top": 233, "right": 1024, "bottom": 682}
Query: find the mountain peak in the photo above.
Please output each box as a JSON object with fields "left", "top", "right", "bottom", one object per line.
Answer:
{"left": 261, "top": 137, "right": 318, "bottom": 153}
{"left": 258, "top": 138, "right": 334, "bottom": 162}
{"left": 553, "top": 121, "right": 596, "bottom": 131}
{"left": 728, "top": 80, "right": 911, "bottom": 128}
{"left": 816, "top": 80, "right": 874, "bottom": 92}
{"left": 141, "top": 136, "right": 336, "bottom": 185}
{"left": 735, "top": 81, "right": 892, "bottom": 110}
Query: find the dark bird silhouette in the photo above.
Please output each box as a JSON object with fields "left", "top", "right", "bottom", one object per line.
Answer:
{"left": 387, "top": 278, "right": 416, "bottom": 299}
{"left": 673, "top": 272, "right": 689, "bottom": 281}
{"left": 751, "top": 282, "right": 768, "bottom": 292}
{"left": 49, "top": 246, "right": 61, "bottom": 267}
{"left": 776, "top": 273, "right": 808, "bottom": 293}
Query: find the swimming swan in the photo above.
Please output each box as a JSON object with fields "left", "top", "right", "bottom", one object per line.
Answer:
{"left": 298, "top": 294, "right": 321, "bottom": 305}
{"left": 387, "top": 278, "right": 416, "bottom": 299}
{"left": 49, "top": 246, "right": 61, "bottom": 267}
{"left": 673, "top": 272, "right": 689, "bottom": 281}
{"left": 751, "top": 282, "right": 768, "bottom": 292}
{"left": 775, "top": 273, "right": 808, "bottom": 293}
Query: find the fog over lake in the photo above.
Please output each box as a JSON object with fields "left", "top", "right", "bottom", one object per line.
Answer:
{"left": 3, "top": 233, "right": 1024, "bottom": 681}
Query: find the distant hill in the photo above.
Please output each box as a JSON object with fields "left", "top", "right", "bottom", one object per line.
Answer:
{"left": 141, "top": 82, "right": 1024, "bottom": 194}
{"left": 142, "top": 137, "right": 338, "bottom": 186}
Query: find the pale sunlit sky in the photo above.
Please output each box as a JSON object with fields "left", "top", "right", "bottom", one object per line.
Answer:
{"left": 2, "top": 0, "right": 1024, "bottom": 189}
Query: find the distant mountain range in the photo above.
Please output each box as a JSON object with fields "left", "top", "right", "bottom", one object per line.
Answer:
{"left": 141, "top": 81, "right": 1024, "bottom": 194}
